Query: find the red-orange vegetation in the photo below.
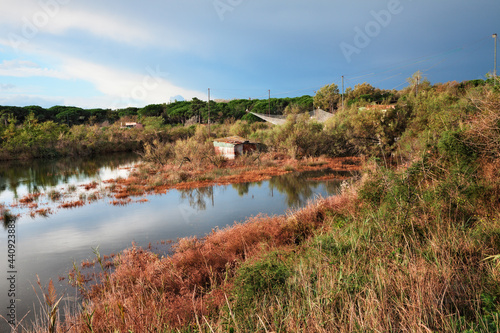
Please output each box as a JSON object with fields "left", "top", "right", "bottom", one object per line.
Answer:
{"left": 19, "top": 192, "right": 42, "bottom": 204}
{"left": 105, "top": 156, "right": 362, "bottom": 202}
{"left": 103, "top": 254, "right": 115, "bottom": 261}
{"left": 83, "top": 181, "right": 98, "bottom": 190}
{"left": 111, "top": 198, "right": 132, "bottom": 206}
{"left": 34, "top": 208, "right": 52, "bottom": 217}
{"left": 123, "top": 176, "right": 140, "bottom": 185}
{"left": 28, "top": 202, "right": 38, "bottom": 209}
{"left": 59, "top": 200, "right": 85, "bottom": 209}
{"left": 81, "top": 260, "right": 95, "bottom": 269}
{"left": 114, "top": 191, "right": 130, "bottom": 199}
{"left": 307, "top": 174, "right": 351, "bottom": 182}
{"left": 62, "top": 194, "right": 354, "bottom": 331}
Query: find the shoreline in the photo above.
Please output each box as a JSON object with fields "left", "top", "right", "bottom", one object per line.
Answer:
{"left": 5, "top": 155, "right": 362, "bottom": 219}
{"left": 112, "top": 155, "right": 362, "bottom": 196}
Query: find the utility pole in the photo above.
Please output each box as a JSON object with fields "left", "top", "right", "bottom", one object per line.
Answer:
{"left": 341, "top": 75, "right": 344, "bottom": 110}
{"left": 416, "top": 76, "right": 419, "bottom": 96}
{"left": 268, "top": 89, "right": 271, "bottom": 116}
{"left": 208, "top": 88, "right": 211, "bottom": 136}
{"left": 493, "top": 33, "right": 498, "bottom": 86}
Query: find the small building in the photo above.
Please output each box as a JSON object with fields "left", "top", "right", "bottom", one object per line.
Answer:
{"left": 120, "top": 122, "right": 143, "bottom": 129}
{"left": 213, "top": 136, "right": 258, "bottom": 160}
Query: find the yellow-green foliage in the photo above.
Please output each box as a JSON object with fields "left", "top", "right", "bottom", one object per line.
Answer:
{"left": 325, "top": 104, "right": 408, "bottom": 155}
{"left": 261, "top": 115, "right": 345, "bottom": 158}
{"left": 141, "top": 139, "right": 173, "bottom": 165}
{"left": 229, "top": 120, "right": 251, "bottom": 138}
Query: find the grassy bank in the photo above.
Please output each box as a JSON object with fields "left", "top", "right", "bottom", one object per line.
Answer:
{"left": 22, "top": 81, "right": 500, "bottom": 332}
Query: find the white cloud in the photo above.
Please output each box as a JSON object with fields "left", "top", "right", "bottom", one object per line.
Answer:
{"left": 0, "top": 94, "right": 63, "bottom": 107}
{"left": 59, "top": 57, "right": 205, "bottom": 108}
{"left": 0, "top": 55, "right": 206, "bottom": 108}
{"left": 45, "top": 9, "right": 155, "bottom": 46}
{"left": 0, "top": 1, "right": 177, "bottom": 49}
{"left": 0, "top": 59, "right": 39, "bottom": 69}
{"left": 0, "top": 83, "right": 16, "bottom": 90}
{"left": 0, "top": 59, "right": 69, "bottom": 79}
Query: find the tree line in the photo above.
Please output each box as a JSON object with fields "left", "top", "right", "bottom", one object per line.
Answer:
{"left": 0, "top": 95, "right": 315, "bottom": 128}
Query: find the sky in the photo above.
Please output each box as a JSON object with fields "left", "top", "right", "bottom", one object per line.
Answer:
{"left": 0, "top": 0, "right": 498, "bottom": 109}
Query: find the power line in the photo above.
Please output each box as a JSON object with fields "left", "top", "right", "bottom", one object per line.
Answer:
{"left": 206, "top": 35, "right": 493, "bottom": 100}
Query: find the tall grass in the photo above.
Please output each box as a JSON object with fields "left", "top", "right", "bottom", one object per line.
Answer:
{"left": 29, "top": 84, "right": 500, "bottom": 332}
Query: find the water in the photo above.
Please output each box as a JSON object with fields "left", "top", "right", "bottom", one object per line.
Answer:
{"left": 0, "top": 153, "right": 350, "bottom": 330}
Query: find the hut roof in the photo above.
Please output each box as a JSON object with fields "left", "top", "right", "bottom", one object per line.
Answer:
{"left": 213, "top": 136, "right": 250, "bottom": 145}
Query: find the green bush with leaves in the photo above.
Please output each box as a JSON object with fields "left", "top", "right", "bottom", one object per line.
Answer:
{"left": 233, "top": 251, "right": 291, "bottom": 309}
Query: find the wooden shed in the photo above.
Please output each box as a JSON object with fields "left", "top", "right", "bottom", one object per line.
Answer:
{"left": 213, "top": 136, "right": 258, "bottom": 160}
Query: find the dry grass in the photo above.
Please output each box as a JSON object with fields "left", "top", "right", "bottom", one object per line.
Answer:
{"left": 42, "top": 150, "right": 500, "bottom": 333}
{"left": 54, "top": 194, "right": 353, "bottom": 332}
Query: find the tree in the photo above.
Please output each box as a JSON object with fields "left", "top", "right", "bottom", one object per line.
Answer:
{"left": 138, "top": 104, "right": 165, "bottom": 118}
{"left": 313, "top": 83, "right": 340, "bottom": 113}
{"left": 351, "top": 82, "right": 376, "bottom": 99}
{"left": 190, "top": 97, "right": 206, "bottom": 123}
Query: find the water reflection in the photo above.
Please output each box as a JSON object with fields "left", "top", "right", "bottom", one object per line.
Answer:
{"left": 269, "top": 170, "right": 350, "bottom": 206}
{"left": 231, "top": 182, "right": 254, "bottom": 196}
{"left": 0, "top": 159, "right": 355, "bottom": 332}
{"left": 179, "top": 170, "right": 354, "bottom": 211}
{"left": 0, "top": 152, "right": 140, "bottom": 200}
{"left": 179, "top": 187, "right": 214, "bottom": 211}
{"left": 1, "top": 209, "right": 17, "bottom": 230}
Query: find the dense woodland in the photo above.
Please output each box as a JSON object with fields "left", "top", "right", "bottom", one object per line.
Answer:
{"left": 0, "top": 95, "right": 316, "bottom": 128}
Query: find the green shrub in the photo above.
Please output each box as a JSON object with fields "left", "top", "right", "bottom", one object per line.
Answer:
{"left": 438, "top": 130, "right": 477, "bottom": 166}
{"left": 233, "top": 251, "right": 291, "bottom": 307}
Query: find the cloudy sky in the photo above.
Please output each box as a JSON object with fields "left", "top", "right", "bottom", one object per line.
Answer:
{"left": 0, "top": 0, "right": 498, "bottom": 109}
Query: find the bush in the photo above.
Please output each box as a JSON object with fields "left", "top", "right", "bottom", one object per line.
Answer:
{"left": 141, "top": 139, "right": 173, "bottom": 165}
{"left": 325, "top": 104, "right": 409, "bottom": 156}
{"left": 233, "top": 251, "right": 291, "bottom": 307}
{"left": 173, "top": 136, "right": 216, "bottom": 167}
{"left": 229, "top": 120, "right": 251, "bottom": 138}
{"left": 465, "top": 88, "right": 500, "bottom": 158}
{"left": 438, "top": 130, "right": 477, "bottom": 166}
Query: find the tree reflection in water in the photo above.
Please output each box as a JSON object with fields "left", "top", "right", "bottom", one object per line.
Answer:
{"left": 180, "top": 170, "right": 354, "bottom": 211}
{"left": 0, "top": 152, "right": 140, "bottom": 199}
{"left": 178, "top": 186, "right": 214, "bottom": 211}
{"left": 267, "top": 171, "right": 347, "bottom": 207}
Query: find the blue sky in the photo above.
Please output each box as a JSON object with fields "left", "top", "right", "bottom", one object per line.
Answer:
{"left": 0, "top": 0, "right": 498, "bottom": 109}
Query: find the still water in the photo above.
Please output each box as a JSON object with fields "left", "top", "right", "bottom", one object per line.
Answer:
{"left": 0, "top": 153, "right": 350, "bottom": 330}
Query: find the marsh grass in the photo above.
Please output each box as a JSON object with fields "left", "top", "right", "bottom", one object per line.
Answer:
{"left": 47, "top": 190, "right": 62, "bottom": 202}
{"left": 29, "top": 84, "right": 500, "bottom": 332}
{"left": 47, "top": 195, "right": 351, "bottom": 332}
{"left": 49, "top": 160, "right": 500, "bottom": 332}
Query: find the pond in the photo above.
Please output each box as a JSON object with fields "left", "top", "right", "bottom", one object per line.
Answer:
{"left": 0, "top": 153, "right": 352, "bottom": 331}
